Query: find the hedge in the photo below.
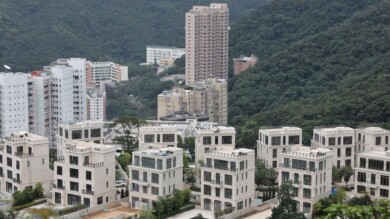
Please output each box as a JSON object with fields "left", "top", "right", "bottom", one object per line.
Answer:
{"left": 58, "top": 204, "right": 87, "bottom": 216}
{"left": 13, "top": 199, "right": 47, "bottom": 211}
{"left": 178, "top": 204, "right": 195, "bottom": 213}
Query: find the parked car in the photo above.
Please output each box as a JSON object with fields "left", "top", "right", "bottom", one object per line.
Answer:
{"left": 116, "top": 180, "right": 125, "bottom": 187}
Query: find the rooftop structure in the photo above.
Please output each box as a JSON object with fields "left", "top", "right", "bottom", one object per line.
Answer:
{"left": 138, "top": 125, "right": 177, "bottom": 151}
{"left": 233, "top": 55, "right": 258, "bottom": 75}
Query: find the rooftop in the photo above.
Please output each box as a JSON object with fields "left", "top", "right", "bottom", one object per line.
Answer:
{"left": 134, "top": 147, "right": 182, "bottom": 157}
{"left": 282, "top": 145, "right": 332, "bottom": 159}
{"left": 5, "top": 131, "right": 48, "bottom": 143}
{"left": 358, "top": 146, "right": 390, "bottom": 159}
{"left": 259, "top": 127, "right": 302, "bottom": 135}
{"left": 64, "top": 140, "right": 115, "bottom": 153}
{"left": 160, "top": 111, "right": 209, "bottom": 122}
{"left": 314, "top": 126, "right": 354, "bottom": 134}
{"left": 205, "top": 148, "right": 255, "bottom": 159}
{"left": 357, "top": 127, "right": 390, "bottom": 135}
{"left": 195, "top": 122, "right": 235, "bottom": 133}
{"left": 147, "top": 45, "right": 179, "bottom": 50}
{"left": 59, "top": 120, "right": 104, "bottom": 128}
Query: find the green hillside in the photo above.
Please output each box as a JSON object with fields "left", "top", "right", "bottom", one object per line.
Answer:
{"left": 0, "top": 0, "right": 265, "bottom": 71}
{"left": 228, "top": 0, "right": 390, "bottom": 146}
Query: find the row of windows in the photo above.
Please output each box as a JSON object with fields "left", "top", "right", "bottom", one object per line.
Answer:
{"left": 202, "top": 135, "right": 232, "bottom": 145}
{"left": 260, "top": 135, "right": 300, "bottom": 146}
{"left": 144, "top": 134, "right": 175, "bottom": 143}
{"left": 314, "top": 134, "right": 353, "bottom": 146}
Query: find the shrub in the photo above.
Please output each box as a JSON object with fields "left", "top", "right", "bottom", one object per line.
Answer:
{"left": 58, "top": 204, "right": 86, "bottom": 216}
{"left": 13, "top": 199, "right": 47, "bottom": 211}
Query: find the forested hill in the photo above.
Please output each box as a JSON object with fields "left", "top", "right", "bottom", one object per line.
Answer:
{"left": 228, "top": 0, "right": 390, "bottom": 146}
{"left": 0, "top": 0, "right": 265, "bottom": 71}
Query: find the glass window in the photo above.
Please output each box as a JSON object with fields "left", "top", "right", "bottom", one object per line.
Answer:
{"left": 360, "top": 158, "right": 366, "bottom": 168}
{"left": 272, "top": 149, "right": 277, "bottom": 158}
{"left": 70, "top": 181, "right": 79, "bottom": 191}
{"left": 371, "top": 174, "right": 376, "bottom": 184}
{"left": 380, "top": 175, "right": 389, "bottom": 186}
{"left": 86, "top": 171, "right": 91, "bottom": 180}
{"left": 222, "top": 136, "right": 232, "bottom": 144}
{"left": 224, "top": 188, "right": 232, "bottom": 199}
{"left": 271, "top": 136, "right": 281, "bottom": 146}
{"left": 203, "top": 136, "right": 212, "bottom": 145}
{"left": 163, "top": 134, "right": 174, "bottom": 142}
{"left": 72, "top": 130, "right": 82, "bottom": 140}
{"left": 204, "top": 185, "right": 211, "bottom": 195}
{"left": 344, "top": 136, "right": 353, "bottom": 145}
{"left": 292, "top": 159, "right": 307, "bottom": 170}
{"left": 69, "top": 156, "right": 78, "bottom": 165}
{"left": 380, "top": 189, "right": 389, "bottom": 197}
{"left": 376, "top": 137, "right": 382, "bottom": 145}
{"left": 346, "top": 148, "right": 352, "bottom": 157}
{"left": 328, "top": 137, "right": 336, "bottom": 146}
{"left": 303, "top": 175, "right": 312, "bottom": 185}
{"left": 142, "top": 157, "right": 155, "bottom": 169}
{"left": 132, "top": 170, "right": 139, "bottom": 180}
{"left": 151, "top": 187, "right": 159, "bottom": 195}
{"left": 289, "top": 136, "right": 300, "bottom": 144}
{"left": 357, "top": 172, "right": 366, "bottom": 182}
{"left": 368, "top": 159, "right": 384, "bottom": 170}
{"left": 204, "top": 171, "right": 211, "bottom": 182}
{"left": 282, "top": 172, "right": 289, "bottom": 182}
{"left": 144, "top": 134, "right": 154, "bottom": 143}
{"left": 303, "top": 188, "right": 311, "bottom": 199}
{"left": 91, "top": 129, "right": 101, "bottom": 137}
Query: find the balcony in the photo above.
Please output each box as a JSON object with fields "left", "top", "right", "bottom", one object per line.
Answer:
{"left": 279, "top": 163, "right": 317, "bottom": 172}
{"left": 14, "top": 153, "right": 34, "bottom": 158}
{"left": 82, "top": 189, "right": 95, "bottom": 195}
{"left": 13, "top": 178, "right": 22, "bottom": 184}
{"left": 53, "top": 184, "right": 65, "bottom": 190}
{"left": 83, "top": 162, "right": 104, "bottom": 168}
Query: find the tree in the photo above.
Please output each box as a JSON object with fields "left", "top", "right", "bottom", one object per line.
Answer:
{"left": 111, "top": 115, "right": 145, "bottom": 151}
{"left": 342, "top": 166, "right": 354, "bottom": 189}
{"left": 33, "top": 183, "right": 44, "bottom": 199}
{"left": 184, "top": 137, "right": 195, "bottom": 150}
{"left": 335, "top": 188, "right": 346, "bottom": 204}
{"left": 183, "top": 155, "right": 189, "bottom": 169}
{"left": 332, "top": 166, "right": 343, "bottom": 183}
{"left": 139, "top": 208, "right": 156, "bottom": 219}
{"left": 172, "top": 190, "right": 184, "bottom": 211}
{"left": 177, "top": 135, "right": 184, "bottom": 148}
{"left": 185, "top": 168, "right": 197, "bottom": 186}
{"left": 117, "top": 152, "right": 131, "bottom": 172}
{"left": 269, "top": 181, "right": 305, "bottom": 219}
{"left": 255, "top": 160, "right": 277, "bottom": 186}
{"left": 266, "top": 168, "right": 278, "bottom": 186}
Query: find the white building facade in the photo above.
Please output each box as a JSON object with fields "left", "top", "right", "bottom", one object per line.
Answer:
{"left": 138, "top": 125, "right": 177, "bottom": 151}
{"left": 128, "top": 147, "right": 183, "bottom": 209}
{"left": 279, "top": 145, "right": 333, "bottom": 217}
{"left": 257, "top": 127, "right": 302, "bottom": 169}
{"left": 146, "top": 46, "right": 185, "bottom": 65}
{"left": 53, "top": 140, "right": 116, "bottom": 207}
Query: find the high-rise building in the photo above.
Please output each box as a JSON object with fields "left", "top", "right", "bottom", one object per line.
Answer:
{"left": 86, "top": 88, "right": 106, "bottom": 122}
{"left": 0, "top": 73, "right": 29, "bottom": 139}
{"left": 185, "top": 4, "right": 229, "bottom": 85}
{"left": 158, "top": 78, "right": 227, "bottom": 126}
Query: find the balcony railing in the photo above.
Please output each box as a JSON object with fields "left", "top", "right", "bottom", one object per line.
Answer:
{"left": 279, "top": 163, "right": 317, "bottom": 172}
{"left": 53, "top": 184, "right": 65, "bottom": 190}
{"left": 83, "top": 162, "right": 104, "bottom": 168}
{"left": 82, "top": 189, "right": 95, "bottom": 195}
{"left": 14, "top": 152, "right": 34, "bottom": 158}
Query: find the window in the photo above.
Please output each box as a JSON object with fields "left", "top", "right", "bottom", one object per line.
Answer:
{"left": 344, "top": 136, "right": 353, "bottom": 145}
{"left": 69, "top": 156, "right": 78, "bottom": 165}
{"left": 55, "top": 193, "right": 61, "bottom": 204}
{"left": 70, "top": 168, "right": 79, "bottom": 178}
{"left": 84, "top": 130, "right": 89, "bottom": 138}
{"left": 265, "top": 136, "right": 268, "bottom": 145}
{"left": 106, "top": 168, "right": 108, "bottom": 174}
{"left": 272, "top": 149, "right": 277, "bottom": 158}
{"left": 132, "top": 170, "right": 139, "bottom": 180}
{"left": 370, "top": 188, "right": 375, "bottom": 196}
{"left": 303, "top": 188, "right": 311, "bottom": 199}
{"left": 289, "top": 135, "right": 300, "bottom": 144}
{"left": 214, "top": 159, "right": 228, "bottom": 170}
{"left": 271, "top": 137, "right": 281, "bottom": 146}
{"left": 142, "top": 157, "right": 155, "bottom": 169}
{"left": 7, "top": 170, "right": 12, "bottom": 179}
{"left": 216, "top": 188, "right": 220, "bottom": 197}
{"left": 381, "top": 175, "right": 389, "bottom": 186}
{"left": 151, "top": 187, "right": 159, "bottom": 195}
{"left": 222, "top": 136, "right": 232, "bottom": 144}
{"left": 167, "top": 158, "right": 172, "bottom": 169}
{"left": 203, "top": 136, "right": 211, "bottom": 145}
{"left": 157, "top": 159, "right": 163, "bottom": 170}
{"left": 304, "top": 175, "right": 312, "bottom": 185}
{"left": 345, "top": 159, "right": 351, "bottom": 167}
{"left": 376, "top": 137, "right": 382, "bottom": 145}
{"left": 240, "top": 161, "right": 245, "bottom": 171}
{"left": 173, "top": 157, "right": 176, "bottom": 167}
{"left": 360, "top": 158, "right": 366, "bottom": 168}
{"left": 282, "top": 172, "right": 289, "bottom": 182}
{"left": 16, "top": 161, "right": 20, "bottom": 170}
{"left": 204, "top": 185, "right": 211, "bottom": 195}
{"left": 215, "top": 136, "right": 219, "bottom": 144}
{"left": 97, "top": 196, "right": 103, "bottom": 205}
{"left": 237, "top": 201, "right": 244, "bottom": 210}
{"left": 294, "top": 173, "right": 299, "bottom": 184}
{"left": 157, "top": 134, "right": 160, "bottom": 142}
{"left": 163, "top": 134, "right": 174, "bottom": 142}
{"left": 143, "top": 186, "right": 148, "bottom": 194}
{"left": 224, "top": 188, "right": 232, "bottom": 199}
{"left": 72, "top": 130, "right": 82, "bottom": 139}
{"left": 346, "top": 148, "right": 352, "bottom": 157}
{"left": 7, "top": 158, "right": 12, "bottom": 167}
{"left": 368, "top": 159, "right": 384, "bottom": 170}
{"left": 293, "top": 187, "right": 298, "bottom": 197}
{"left": 6, "top": 145, "right": 12, "bottom": 154}
{"left": 315, "top": 134, "right": 319, "bottom": 142}
{"left": 319, "top": 161, "right": 323, "bottom": 171}
{"left": 204, "top": 171, "right": 211, "bottom": 182}
{"left": 328, "top": 137, "right": 336, "bottom": 146}
{"left": 42, "top": 159, "right": 45, "bottom": 165}
{"left": 380, "top": 189, "right": 389, "bottom": 197}
{"left": 91, "top": 129, "right": 101, "bottom": 137}
{"left": 0, "top": 155, "right": 2, "bottom": 163}
{"left": 65, "top": 130, "right": 69, "bottom": 139}
{"left": 337, "top": 137, "right": 341, "bottom": 145}
{"left": 386, "top": 136, "right": 389, "bottom": 144}
{"left": 144, "top": 134, "right": 154, "bottom": 143}
{"left": 152, "top": 173, "right": 159, "bottom": 183}
{"left": 357, "top": 172, "right": 366, "bottom": 182}
{"left": 303, "top": 202, "right": 311, "bottom": 213}
{"left": 70, "top": 182, "right": 79, "bottom": 191}
{"left": 225, "top": 175, "right": 232, "bottom": 185}
{"left": 322, "top": 137, "right": 325, "bottom": 145}
{"left": 292, "top": 159, "right": 307, "bottom": 170}
{"left": 86, "top": 171, "right": 91, "bottom": 180}
{"left": 272, "top": 161, "right": 277, "bottom": 168}
{"left": 337, "top": 148, "right": 341, "bottom": 157}
{"left": 371, "top": 174, "right": 376, "bottom": 184}
{"left": 337, "top": 160, "right": 341, "bottom": 168}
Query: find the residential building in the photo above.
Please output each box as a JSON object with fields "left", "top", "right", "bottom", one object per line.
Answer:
{"left": 355, "top": 146, "right": 390, "bottom": 199}
{"left": 146, "top": 46, "right": 185, "bottom": 65}
{"left": 0, "top": 132, "right": 51, "bottom": 196}
{"left": 195, "top": 123, "right": 235, "bottom": 169}
{"left": 138, "top": 125, "right": 177, "bottom": 151}
{"left": 0, "top": 73, "right": 29, "bottom": 139}
{"left": 86, "top": 61, "right": 128, "bottom": 86}
{"left": 128, "top": 147, "right": 183, "bottom": 209}
{"left": 53, "top": 140, "right": 116, "bottom": 207}
{"left": 86, "top": 88, "right": 106, "bottom": 122}
{"left": 200, "top": 148, "right": 255, "bottom": 214}
{"left": 257, "top": 127, "right": 302, "bottom": 169}
{"left": 158, "top": 78, "right": 227, "bottom": 126}
{"left": 279, "top": 145, "right": 333, "bottom": 217}
{"left": 311, "top": 126, "right": 355, "bottom": 168}
{"left": 355, "top": 127, "right": 390, "bottom": 155}
{"left": 233, "top": 55, "right": 258, "bottom": 75}
{"left": 185, "top": 4, "right": 229, "bottom": 85}
{"left": 57, "top": 121, "right": 105, "bottom": 154}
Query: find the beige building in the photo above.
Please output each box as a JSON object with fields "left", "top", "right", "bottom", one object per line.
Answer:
{"left": 158, "top": 78, "right": 227, "bottom": 126}
{"left": 257, "top": 127, "right": 302, "bottom": 169}
{"left": 128, "top": 147, "right": 183, "bottom": 209}
{"left": 185, "top": 4, "right": 229, "bottom": 85}
{"left": 200, "top": 148, "right": 255, "bottom": 214}
{"left": 355, "top": 127, "right": 390, "bottom": 155}
{"left": 233, "top": 55, "right": 258, "bottom": 75}
{"left": 195, "top": 123, "right": 236, "bottom": 169}
{"left": 53, "top": 140, "right": 116, "bottom": 207}
{"left": 279, "top": 145, "right": 333, "bottom": 217}
{"left": 311, "top": 126, "right": 355, "bottom": 168}
{"left": 138, "top": 125, "right": 177, "bottom": 151}
{"left": 86, "top": 61, "right": 128, "bottom": 86}
{"left": 0, "top": 132, "right": 51, "bottom": 196}
{"left": 355, "top": 146, "right": 390, "bottom": 199}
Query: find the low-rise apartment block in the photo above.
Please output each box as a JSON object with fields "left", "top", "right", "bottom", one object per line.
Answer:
{"left": 53, "top": 140, "right": 116, "bottom": 207}
{"left": 257, "top": 127, "right": 302, "bottom": 169}
{"left": 0, "top": 132, "right": 51, "bottom": 196}
{"left": 279, "top": 145, "right": 333, "bottom": 217}
{"left": 311, "top": 126, "right": 355, "bottom": 168}
{"left": 200, "top": 148, "right": 255, "bottom": 214}
{"left": 195, "top": 123, "right": 235, "bottom": 169}
{"left": 146, "top": 45, "right": 185, "bottom": 65}
{"left": 355, "top": 146, "right": 390, "bottom": 199}
{"left": 128, "top": 147, "right": 183, "bottom": 209}
{"left": 138, "top": 125, "right": 177, "bottom": 151}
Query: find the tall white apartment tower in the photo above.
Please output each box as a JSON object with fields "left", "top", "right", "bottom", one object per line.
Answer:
{"left": 44, "top": 64, "right": 74, "bottom": 148}
{"left": 185, "top": 4, "right": 229, "bottom": 85}
{"left": 257, "top": 127, "right": 302, "bottom": 169}
{"left": 0, "top": 73, "right": 29, "bottom": 139}
{"left": 311, "top": 126, "right": 355, "bottom": 168}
